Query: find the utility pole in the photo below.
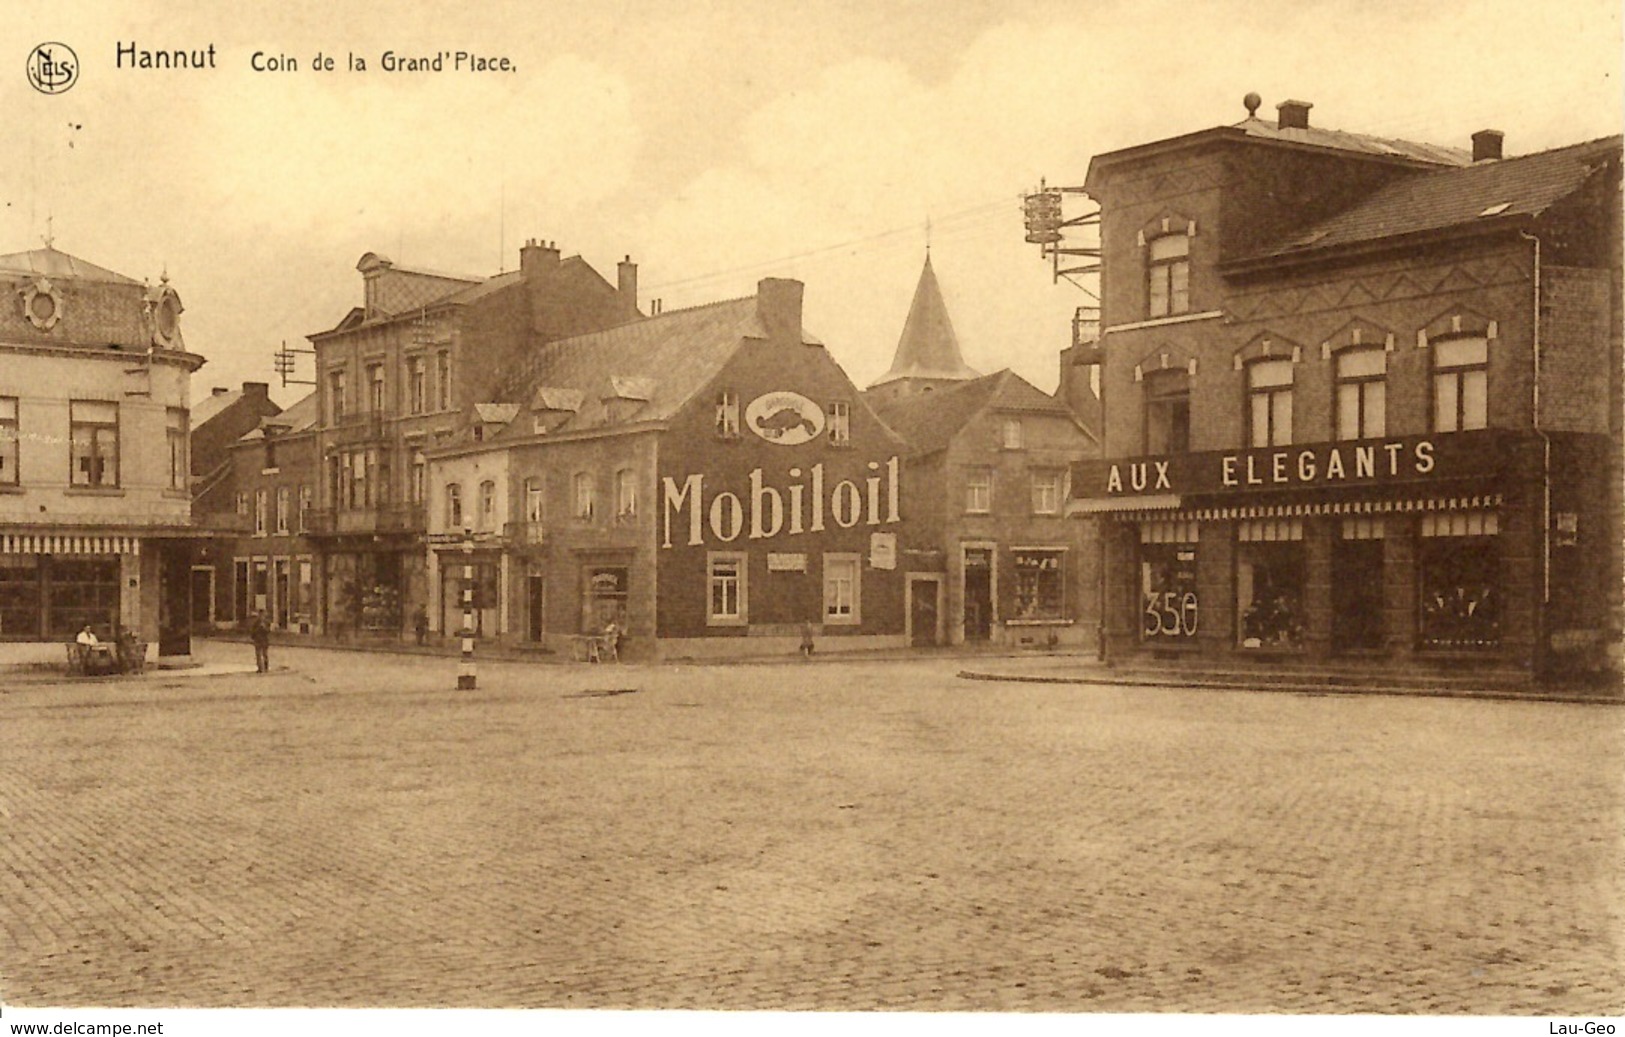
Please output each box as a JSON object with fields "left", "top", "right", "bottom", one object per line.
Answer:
{"left": 458, "top": 529, "right": 477, "bottom": 690}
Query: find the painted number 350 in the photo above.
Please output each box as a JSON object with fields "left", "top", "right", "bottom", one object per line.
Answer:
{"left": 1144, "top": 591, "right": 1199, "bottom": 638}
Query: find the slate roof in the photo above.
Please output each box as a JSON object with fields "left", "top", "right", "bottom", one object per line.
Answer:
{"left": 238, "top": 391, "right": 319, "bottom": 441}
{"left": 0, "top": 246, "right": 144, "bottom": 285}
{"left": 493, "top": 295, "right": 765, "bottom": 438}
{"left": 870, "top": 255, "right": 981, "bottom": 388}
{"left": 190, "top": 388, "right": 248, "bottom": 429}
{"left": 872, "top": 369, "right": 1080, "bottom": 458}
{"left": 1252, "top": 135, "right": 1622, "bottom": 261}
{"left": 1232, "top": 115, "right": 1471, "bottom": 167}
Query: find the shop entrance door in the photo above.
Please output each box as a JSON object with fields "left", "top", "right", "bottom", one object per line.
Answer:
{"left": 963, "top": 549, "right": 992, "bottom": 642}
{"left": 1332, "top": 539, "right": 1385, "bottom": 651}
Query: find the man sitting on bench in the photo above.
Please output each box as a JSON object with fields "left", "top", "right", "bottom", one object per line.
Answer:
{"left": 76, "top": 626, "right": 117, "bottom": 675}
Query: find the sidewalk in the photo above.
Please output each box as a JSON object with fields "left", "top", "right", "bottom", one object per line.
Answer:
{"left": 956, "top": 655, "right": 1625, "bottom": 705}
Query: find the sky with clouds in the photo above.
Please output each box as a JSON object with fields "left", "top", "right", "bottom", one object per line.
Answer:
{"left": 4, "top": 0, "right": 1620, "bottom": 406}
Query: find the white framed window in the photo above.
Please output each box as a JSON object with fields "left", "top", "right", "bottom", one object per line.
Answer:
{"left": 0, "top": 397, "right": 19, "bottom": 485}
{"left": 827, "top": 401, "right": 851, "bottom": 445}
{"left": 368, "top": 363, "right": 386, "bottom": 413}
{"left": 965, "top": 467, "right": 992, "bottom": 514}
{"left": 573, "top": 471, "right": 595, "bottom": 521}
{"left": 166, "top": 407, "right": 188, "bottom": 489}
{"left": 525, "top": 477, "right": 544, "bottom": 523}
{"left": 69, "top": 400, "right": 119, "bottom": 487}
{"left": 1433, "top": 337, "right": 1488, "bottom": 433}
{"left": 298, "top": 485, "right": 312, "bottom": 532}
{"left": 254, "top": 489, "right": 268, "bottom": 536}
{"left": 236, "top": 491, "right": 249, "bottom": 517}
{"left": 436, "top": 351, "right": 452, "bottom": 411}
{"left": 407, "top": 355, "right": 426, "bottom": 415}
{"left": 275, "top": 486, "right": 290, "bottom": 534}
{"left": 411, "top": 451, "right": 426, "bottom": 503}
{"left": 1247, "top": 358, "right": 1294, "bottom": 447}
{"left": 1336, "top": 348, "right": 1387, "bottom": 441}
{"left": 615, "top": 468, "right": 637, "bottom": 523}
{"left": 1012, "top": 548, "right": 1066, "bottom": 620}
{"left": 1147, "top": 233, "right": 1190, "bottom": 318}
{"left": 715, "top": 390, "right": 739, "bottom": 438}
{"left": 1031, "top": 470, "right": 1063, "bottom": 515}
{"left": 328, "top": 368, "right": 347, "bottom": 424}
{"left": 479, "top": 479, "right": 496, "bottom": 529}
{"left": 823, "top": 553, "right": 861, "bottom": 625}
{"left": 707, "top": 552, "right": 748, "bottom": 626}
{"left": 1001, "top": 417, "right": 1024, "bottom": 450}
{"left": 445, "top": 483, "right": 462, "bottom": 529}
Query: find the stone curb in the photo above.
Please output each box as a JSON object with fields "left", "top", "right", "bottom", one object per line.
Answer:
{"left": 956, "top": 668, "right": 1625, "bottom": 706}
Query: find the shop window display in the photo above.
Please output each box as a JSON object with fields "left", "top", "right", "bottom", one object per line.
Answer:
{"left": 1140, "top": 521, "right": 1199, "bottom": 641}
{"left": 1236, "top": 519, "right": 1304, "bottom": 649}
{"left": 1419, "top": 511, "right": 1499, "bottom": 649}
{"left": 1012, "top": 550, "right": 1065, "bottom": 620}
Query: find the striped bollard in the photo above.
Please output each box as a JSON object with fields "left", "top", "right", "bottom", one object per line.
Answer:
{"left": 457, "top": 532, "right": 477, "bottom": 689}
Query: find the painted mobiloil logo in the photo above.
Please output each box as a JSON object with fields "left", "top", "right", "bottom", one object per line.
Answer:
{"left": 745, "top": 391, "right": 824, "bottom": 446}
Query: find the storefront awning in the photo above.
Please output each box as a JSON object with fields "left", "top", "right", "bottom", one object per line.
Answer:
{"left": 1083, "top": 493, "right": 1503, "bottom": 523}
{"left": 1067, "top": 494, "right": 1181, "bottom": 516}
{"left": 1, "top": 533, "right": 142, "bottom": 555}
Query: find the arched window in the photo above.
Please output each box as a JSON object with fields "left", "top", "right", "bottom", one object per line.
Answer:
{"left": 1335, "top": 348, "right": 1387, "bottom": 440}
{"left": 1147, "top": 234, "right": 1190, "bottom": 318}
{"left": 445, "top": 483, "right": 463, "bottom": 529}
{"left": 1246, "top": 359, "right": 1294, "bottom": 447}
{"left": 1432, "top": 337, "right": 1488, "bottom": 432}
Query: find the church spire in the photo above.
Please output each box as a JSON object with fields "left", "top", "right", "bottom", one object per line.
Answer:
{"left": 868, "top": 253, "right": 980, "bottom": 394}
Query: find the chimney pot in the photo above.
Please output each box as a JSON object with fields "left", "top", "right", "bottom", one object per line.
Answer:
{"left": 520, "top": 238, "right": 562, "bottom": 277}
{"left": 1276, "top": 99, "right": 1312, "bottom": 130}
{"left": 1472, "top": 129, "right": 1504, "bottom": 162}
{"left": 212, "top": 387, "right": 229, "bottom": 396}
{"left": 756, "top": 278, "right": 804, "bottom": 342}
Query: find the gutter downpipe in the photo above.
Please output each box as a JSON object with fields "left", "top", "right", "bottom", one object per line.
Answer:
{"left": 1519, "top": 228, "right": 1551, "bottom": 677}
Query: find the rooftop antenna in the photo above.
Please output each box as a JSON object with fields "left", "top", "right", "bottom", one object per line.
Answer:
{"left": 498, "top": 181, "right": 506, "bottom": 273}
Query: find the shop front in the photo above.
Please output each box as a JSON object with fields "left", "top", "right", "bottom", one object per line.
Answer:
{"left": 1075, "top": 430, "right": 1537, "bottom": 672}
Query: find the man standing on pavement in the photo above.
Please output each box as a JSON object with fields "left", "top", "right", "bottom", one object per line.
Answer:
{"left": 250, "top": 612, "right": 270, "bottom": 674}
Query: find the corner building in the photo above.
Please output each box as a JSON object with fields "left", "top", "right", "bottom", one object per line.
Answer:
{"left": 1068, "top": 99, "right": 1621, "bottom": 682}
{"left": 424, "top": 278, "right": 910, "bottom": 660}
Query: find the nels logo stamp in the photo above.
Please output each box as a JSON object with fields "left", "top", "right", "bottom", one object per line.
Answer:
{"left": 27, "top": 42, "right": 78, "bottom": 94}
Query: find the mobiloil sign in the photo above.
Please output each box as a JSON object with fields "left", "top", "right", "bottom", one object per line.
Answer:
{"left": 661, "top": 390, "right": 901, "bottom": 548}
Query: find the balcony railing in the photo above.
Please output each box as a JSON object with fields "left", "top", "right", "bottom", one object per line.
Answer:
{"left": 304, "top": 503, "right": 426, "bottom": 537}
{"left": 325, "top": 412, "right": 389, "bottom": 444}
{"left": 504, "top": 521, "right": 547, "bottom": 547}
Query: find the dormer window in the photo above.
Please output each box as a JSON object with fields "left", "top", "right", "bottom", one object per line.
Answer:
{"left": 1001, "top": 417, "right": 1024, "bottom": 450}
{"left": 1147, "top": 234, "right": 1190, "bottom": 319}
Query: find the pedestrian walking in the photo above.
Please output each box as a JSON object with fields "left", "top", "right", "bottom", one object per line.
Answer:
{"left": 413, "top": 605, "right": 428, "bottom": 646}
{"left": 250, "top": 612, "right": 270, "bottom": 673}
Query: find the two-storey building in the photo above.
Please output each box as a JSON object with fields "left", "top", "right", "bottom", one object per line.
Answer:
{"left": 425, "top": 278, "right": 913, "bottom": 660}
{"left": 189, "top": 381, "right": 282, "bottom": 629}
{"left": 0, "top": 246, "right": 206, "bottom": 665}
{"left": 305, "top": 240, "right": 641, "bottom": 639}
{"left": 1067, "top": 97, "right": 1621, "bottom": 682}
{"left": 868, "top": 256, "right": 1099, "bottom": 648}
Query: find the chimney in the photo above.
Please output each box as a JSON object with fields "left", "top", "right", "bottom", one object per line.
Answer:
{"left": 1276, "top": 99, "right": 1312, "bottom": 130}
{"left": 617, "top": 255, "right": 638, "bottom": 306}
{"left": 519, "top": 237, "right": 560, "bottom": 278}
{"left": 244, "top": 381, "right": 269, "bottom": 400}
{"left": 212, "top": 386, "right": 230, "bottom": 396}
{"left": 1472, "top": 129, "right": 1504, "bottom": 163}
{"left": 756, "top": 278, "right": 804, "bottom": 342}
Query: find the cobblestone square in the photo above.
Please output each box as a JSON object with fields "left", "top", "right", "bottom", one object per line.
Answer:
{"left": 2, "top": 642, "right": 1621, "bottom": 1013}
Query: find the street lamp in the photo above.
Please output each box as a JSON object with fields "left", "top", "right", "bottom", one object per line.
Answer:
{"left": 458, "top": 527, "right": 477, "bottom": 690}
